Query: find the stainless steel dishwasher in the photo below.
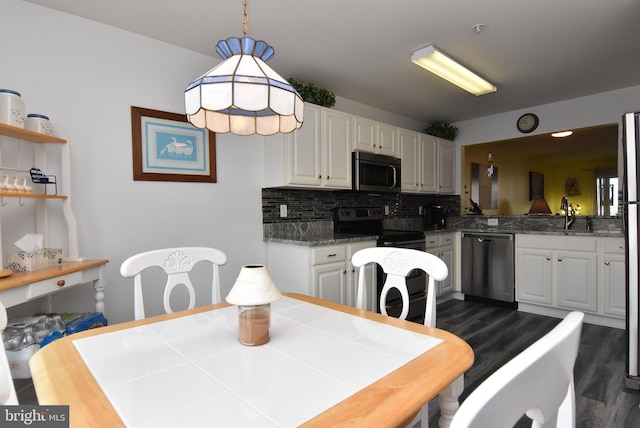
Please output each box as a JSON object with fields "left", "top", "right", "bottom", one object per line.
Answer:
{"left": 461, "top": 232, "right": 515, "bottom": 303}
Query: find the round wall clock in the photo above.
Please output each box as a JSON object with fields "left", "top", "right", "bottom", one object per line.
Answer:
{"left": 517, "top": 113, "right": 539, "bottom": 133}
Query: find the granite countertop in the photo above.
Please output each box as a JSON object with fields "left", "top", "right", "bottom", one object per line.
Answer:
{"left": 264, "top": 233, "right": 379, "bottom": 247}
{"left": 265, "top": 228, "right": 623, "bottom": 246}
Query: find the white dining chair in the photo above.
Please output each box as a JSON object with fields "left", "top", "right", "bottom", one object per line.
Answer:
{"left": 351, "top": 247, "right": 448, "bottom": 428}
{"left": 0, "top": 300, "right": 19, "bottom": 404}
{"left": 450, "top": 311, "right": 584, "bottom": 428}
{"left": 120, "top": 247, "right": 228, "bottom": 320}
{"left": 351, "top": 247, "right": 448, "bottom": 327}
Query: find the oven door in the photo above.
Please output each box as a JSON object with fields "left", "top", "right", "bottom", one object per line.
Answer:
{"left": 376, "top": 238, "right": 427, "bottom": 324}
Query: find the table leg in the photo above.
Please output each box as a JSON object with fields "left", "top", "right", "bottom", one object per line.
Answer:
{"left": 438, "top": 375, "right": 464, "bottom": 428}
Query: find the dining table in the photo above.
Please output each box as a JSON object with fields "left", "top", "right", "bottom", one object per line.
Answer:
{"left": 29, "top": 293, "right": 474, "bottom": 428}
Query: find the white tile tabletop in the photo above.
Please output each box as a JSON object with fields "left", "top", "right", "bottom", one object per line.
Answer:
{"left": 72, "top": 297, "right": 442, "bottom": 427}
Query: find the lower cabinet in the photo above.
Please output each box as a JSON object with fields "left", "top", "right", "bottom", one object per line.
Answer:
{"left": 515, "top": 234, "right": 624, "bottom": 320}
{"left": 266, "top": 240, "right": 377, "bottom": 307}
{"left": 425, "top": 233, "right": 456, "bottom": 297}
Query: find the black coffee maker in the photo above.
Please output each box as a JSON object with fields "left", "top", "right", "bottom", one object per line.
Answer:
{"left": 424, "top": 205, "right": 446, "bottom": 230}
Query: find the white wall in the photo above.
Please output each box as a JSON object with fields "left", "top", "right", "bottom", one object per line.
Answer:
{"left": 454, "top": 85, "right": 640, "bottom": 146}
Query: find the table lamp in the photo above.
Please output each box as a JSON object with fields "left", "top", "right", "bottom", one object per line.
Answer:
{"left": 226, "top": 264, "right": 282, "bottom": 345}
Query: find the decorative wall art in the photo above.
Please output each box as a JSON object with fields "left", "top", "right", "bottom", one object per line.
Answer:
{"left": 131, "top": 106, "right": 216, "bottom": 182}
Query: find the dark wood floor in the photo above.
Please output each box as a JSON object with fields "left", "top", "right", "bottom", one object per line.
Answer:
{"left": 14, "top": 298, "right": 640, "bottom": 427}
{"left": 427, "top": 298, "right": 640, "bottom": 427}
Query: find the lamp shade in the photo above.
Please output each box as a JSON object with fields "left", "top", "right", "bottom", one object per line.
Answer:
{"left": 185, "top": 37, "right": 304, "bottom": 136}
{"left": 226, "top": 264, "right": 282, "bottom": 305}
{"left": 528, "top": 198, "right": 553, "bottom": 215}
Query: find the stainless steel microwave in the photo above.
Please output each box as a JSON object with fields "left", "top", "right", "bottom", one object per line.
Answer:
{"left": 352, "top": 151, "right": 401, "bottom": 193}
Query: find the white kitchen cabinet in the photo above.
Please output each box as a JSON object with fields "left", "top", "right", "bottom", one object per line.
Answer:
{"left": 265, "top": 103, "right": 351, "bottom": 189}
{"left": 516, "top": 248, "right": 554, "bottom": 305}
{"left": 347, "top": 241, "right": 377, "bottom": 310}
{"left": 516, "top": 234, "right": 619, "bottom": 320}
{"left": 266, "top": 240, "right": 376, "bottom": 306}
{"left": 399, "top": 130, "right": 454, "bottom": 194}
{"left": 438, "top": 139, "right": 456, "bottom": 194}
{"left": 425, "top": 233, "right": 456, "bottom": 297}
{"left": 556, "top": 250, "right": 597, "bottom": 312}
{"left": 600, "top": 238, "right": 625, "bottom": 317}
{"left": 353, "top": 116, "right": 398, "bottom": 157}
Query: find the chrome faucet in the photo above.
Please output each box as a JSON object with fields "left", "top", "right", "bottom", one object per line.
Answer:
{"left": 561, "top": 197, "right": 575, "bottom": 231}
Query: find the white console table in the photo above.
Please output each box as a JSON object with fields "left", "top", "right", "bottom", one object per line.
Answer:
{"left": 0, "top": 260, "right": 108, "bottom": 313}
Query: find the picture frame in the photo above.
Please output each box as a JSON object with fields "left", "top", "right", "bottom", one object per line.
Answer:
{"left": 131, "top": 106, "right": 216, "bottom": 182}
{"left": 529, "top": 171, "right": 544, "bottom": 200}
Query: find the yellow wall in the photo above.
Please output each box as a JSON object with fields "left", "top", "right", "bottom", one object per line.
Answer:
{"left": 463, "top": 145, "right": 617, "bottom": 215}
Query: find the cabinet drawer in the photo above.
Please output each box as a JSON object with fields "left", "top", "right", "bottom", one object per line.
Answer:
{"left": 311, "top": 245, "right": 346, "bottom": 265}
{"left": 602, "top": 238, "right": 624, "bottom": 254}
{"left": 425, "top": 235, "right": 439, "bottom": 248}
{"left": 27, "top": 271, "right": 83, "bottom": 299}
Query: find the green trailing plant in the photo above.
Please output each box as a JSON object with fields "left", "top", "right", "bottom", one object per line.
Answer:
{"left": 425, "top": 121, "right": 459, "bottom": 141}
{"left": 287, "top": 78, "right": 336, "bottom": 108}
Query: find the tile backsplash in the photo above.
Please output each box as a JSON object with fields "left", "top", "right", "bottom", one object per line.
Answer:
{"left": 262, "top": 188, "right": 461, "bottom": 223}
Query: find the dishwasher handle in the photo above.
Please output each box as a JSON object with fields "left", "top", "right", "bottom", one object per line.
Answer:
{"left": 462, "top": 232, "right": 514, "bottom": 241}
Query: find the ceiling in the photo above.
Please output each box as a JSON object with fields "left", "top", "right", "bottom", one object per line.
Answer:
{"left": 24, "top": 0, "right": 640, "bottom": 125}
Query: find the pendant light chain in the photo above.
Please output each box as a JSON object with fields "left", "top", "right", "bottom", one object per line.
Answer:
{"left": 242, "top": 0, "right": 248, "bottom": 37}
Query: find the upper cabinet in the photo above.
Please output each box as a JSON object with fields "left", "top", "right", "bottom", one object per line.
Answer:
{"left": 265, "top": 103, "right": 458, "bottom": 195}
{"left": 399, "top": 129, "right": 456, "bottom": 194}
{"left": 353, "top": 116, "right": 399, "bottom": 157}
{"left": 265, "top": 104, "right": 352, "bottom": 189}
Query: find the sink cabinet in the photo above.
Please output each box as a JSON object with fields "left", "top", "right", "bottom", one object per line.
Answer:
{"left": 266, "top": 240, "right": 377, "bottom": 307}
{"left": 515, "top": 234, "right": 624, "bottom": 325}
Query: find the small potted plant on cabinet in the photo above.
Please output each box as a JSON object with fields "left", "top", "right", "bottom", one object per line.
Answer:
{"left": 425, "top": 121, "right": 459, "bottom": 141}
{"left": 287, "top": 78, "right": 336, "bottom": 108}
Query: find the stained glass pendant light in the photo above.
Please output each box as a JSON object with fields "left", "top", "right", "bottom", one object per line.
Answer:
{"left": 185, "top": 0, "right": 304, "bottom": 136}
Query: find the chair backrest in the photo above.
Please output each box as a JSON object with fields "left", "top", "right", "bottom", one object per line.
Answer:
{"left": 120, "top": 247, "right": 228, "bottom": 320}
{"left": 0, "top": 301, "right": 19, "bottom": 404}
{"left": 351, "top": 247, "right": 448, "bottom": 327}
{"left": 450, "top": 311, "right": 584, "bottom": 428}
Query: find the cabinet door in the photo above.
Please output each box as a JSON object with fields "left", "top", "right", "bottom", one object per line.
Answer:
{"left": 438, "top": 245, "right": 454, "bottom": 296}
{"left": 323, "top": 109, "right": 352, "bottom": 189}
{"left": 347, "top": 241, "right": 377, "bottom": 310}
{"left": 438, "top": 139, "right": 456, "bottom": 194}
{"left": 556, "top": 251, "right": 598, "bottom": 312}
{"left": 516, "top": 248, "right": 553, "bottom": 305}
{"left": 420, "top": 134, "right": 438, "bottom": 193}
{"left": 312, "top": 262, "right": 347, "bottom": 305}
{"left": 353, "top": 116, "right": 377, "bottom": 153}
{"left": 602, "top": 252, "right": 625, "bottom": 317}
{"left": 377, "top": 123, "right": 398, "bottom": 157}
{"left": 287, "top": 104, "right": 322, "bottom": 186}
{"left": 399, "top": 129, "right": 420, "bottom": 192}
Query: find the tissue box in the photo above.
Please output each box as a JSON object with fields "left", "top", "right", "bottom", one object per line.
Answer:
{"left": 6, "top": 248, "right": 63, "bottom": 272}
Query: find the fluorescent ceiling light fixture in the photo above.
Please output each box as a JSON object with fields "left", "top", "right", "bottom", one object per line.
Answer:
{"left": 411, "top": 45, "right": 497, "bottom": 96}
{"left": 552, "top": 130, "right": 573, "bottom": 138}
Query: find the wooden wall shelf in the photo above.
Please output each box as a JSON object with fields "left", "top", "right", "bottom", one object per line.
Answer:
{"left": 0, "top": 193, "right": 67, "bottom": 200}
{"left": 0, "top": 122, "right": 67, "bottom": 144}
